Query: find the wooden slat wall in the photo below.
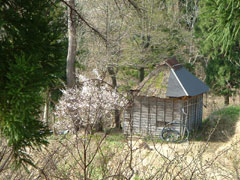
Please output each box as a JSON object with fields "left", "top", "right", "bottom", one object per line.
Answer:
{"left": 188, "top": 97, "right": 195, "bottom": 130}
{"left": 155, "top": 99, "right": 165, "bottom": 136}
{"left": 165, "top": 99, "right": 174, "bottom": 122}
{"left": 182, "top": 94, "right": 204, "bottom": 132}
{"left": 123, "top": 107, "right": 131, "bottom": 134}
{"left": 140, "top": 96, "right": 149, "bottom": 134}
{"left": 197, "top": 95, "right": 203, "bottom": 128}
{"left": 132, "top": 97, "right": 141, "bottom": 134}
{"left": 182, "top": 100, "right": 188, "bottom": 131}
{"left": 156, "top": 99, "right": 165, "bottom": 121}
{"left": 123, "top": 96, "right": 185, "bottom": 136}
{"left": 149, "top": 97, "right": 157, "bottom": 135}
{"left": 173, "top": 100, "right": 182, "bottom": 122}
{"left": 123, "top": 94, "right": 205, "bottom": 135}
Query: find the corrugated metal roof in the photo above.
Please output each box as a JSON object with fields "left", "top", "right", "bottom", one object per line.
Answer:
{"left": 133, "top": 58, "right": 209, "bottom": 98}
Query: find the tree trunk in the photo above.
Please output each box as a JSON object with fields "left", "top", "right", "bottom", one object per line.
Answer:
{"left": 66, "top": 0, "right": 77, "bottom": 88}
{"left": 114, "top": 109, "right": 121, "bottom": 129}
{"left": 139, "top": 67, "right": 145, "bottom": 82}
{"left": 224, "top": 94, "right": 230, "bottom": 106}
{"left": 43, "top": 88, "right": 50, "bottom": 125}
{"left": 107, "top": 67, "right": 121, "bottom": 129}
{"left": 53, "top": 114, "right": 56, "bottom": 135}
{"left": 107, "top": 67, "right": 117, "bottom": 87}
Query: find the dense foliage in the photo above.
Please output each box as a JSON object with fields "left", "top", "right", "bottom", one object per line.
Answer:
{"left": 196, "top": 0, "right": 240, "bottom": 103}
{"left": 197, "top": 0, "right": 240, "bottom": 57}
{"left": 205, "top": 57, "right": 240, "bottom": 104}
{"left": 0, "top": 0, "right": 66, "bottom": 164}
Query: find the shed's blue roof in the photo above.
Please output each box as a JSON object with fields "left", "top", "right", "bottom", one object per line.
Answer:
{"left": 133, "top": 58, "right": 210, "bottom": 98}
{"left": 166, "top": 67, "right": 209, "bottom": 97}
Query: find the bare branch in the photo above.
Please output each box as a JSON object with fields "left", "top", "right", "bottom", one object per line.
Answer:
{"left": 125, "top": 0, "right": 142, "bottom": 15}
{"left": 59, "top": 0, "right": 107, "bottom": 42}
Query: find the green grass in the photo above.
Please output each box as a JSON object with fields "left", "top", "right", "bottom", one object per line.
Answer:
{"left": 105, "top": 132, "right": 126, "bottom": 148}
{"left": 143, "top": 135, "right": 164, "bottom": 144}
{"left": 195, "top": 106, "right": 240, "bottom": 142}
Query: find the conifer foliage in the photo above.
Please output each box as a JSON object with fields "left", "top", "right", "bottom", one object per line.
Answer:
{"left": 205, "top": 57, "right": 240, "bottom": 105}
{"left": 0, "top": 0, "right": 66, "bottom": 164}
{"left": 197, "top": 0, "right": 240, "bottom": 104}
{"left": 197, "top": 0, "right": 240, "bottom": 57}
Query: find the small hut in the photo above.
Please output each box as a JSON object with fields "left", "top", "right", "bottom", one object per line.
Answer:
{"left": 123, "top": 58, "right": 209, "bottom": 137}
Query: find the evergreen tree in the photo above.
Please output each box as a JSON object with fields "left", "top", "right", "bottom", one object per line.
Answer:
{"left": 0, "top": 0, "right": 66, "bottom": 165}
{"left": 197, "top": 0, "right": 240, "bottom": 57}
{"left": 196, "top": 0, "right": 240, "bottom": 104}
{"left": 205, "top": 57, "right": 240, "bottom": 105}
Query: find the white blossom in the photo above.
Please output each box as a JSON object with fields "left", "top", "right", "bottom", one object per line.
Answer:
{"left": 54, "top": 72, "right": 128, "bottom": 131}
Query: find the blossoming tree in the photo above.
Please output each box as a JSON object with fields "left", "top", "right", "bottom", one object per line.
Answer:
{"left": 54, "top": 72, "right": 127, "bottom": 133}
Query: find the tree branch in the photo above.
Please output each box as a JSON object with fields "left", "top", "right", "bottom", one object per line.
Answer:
{"left": 59, "top": 0, "right": 107, "bottom": 42}
{"left": 126, "top": 0, "right": 142, "bottom": 15}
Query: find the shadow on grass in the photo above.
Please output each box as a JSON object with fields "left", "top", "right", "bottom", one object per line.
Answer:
{"left": 192, "top": 106, "right": 240, "bottom": 142}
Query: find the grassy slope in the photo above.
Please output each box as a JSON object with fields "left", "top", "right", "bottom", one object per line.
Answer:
{"left": 198, "top": 106, "right": 240, "bottom": 142}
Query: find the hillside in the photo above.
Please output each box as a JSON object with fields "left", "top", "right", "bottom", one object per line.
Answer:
{"left": 1, "top": 106, "right": 239, "bottom": 179}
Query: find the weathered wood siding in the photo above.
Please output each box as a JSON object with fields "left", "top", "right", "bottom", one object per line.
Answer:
{"left": 123, "top": 96, "right": 184, "bottom": 136}
{"left": 182, "top": 94, "right": 203, "bottom": 131}
{"left": 123, "top": 94, "right": 204, "bottom": 136}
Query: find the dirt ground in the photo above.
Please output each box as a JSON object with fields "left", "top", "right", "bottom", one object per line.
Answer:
{"left": 126, "top": 94, "right": 240, "bottom": 179}
{"left": 2, "top": 94, "right": 240, "bottom": 180}
{"left": 127, "top": 118, "right": 240, "bottom": 179}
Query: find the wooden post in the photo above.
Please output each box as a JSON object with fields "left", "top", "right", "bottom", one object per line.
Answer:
{"left": 164, "top": 99, "right": 166, "bottom": 124}
{"left": 187, "top": 99, "right": 189, "bottom": 130}
{"left": 180, "top": 100, "right": 183, "bottom": 136}
{"left": 194, "top": 96, "right": 198, "bottom": 129}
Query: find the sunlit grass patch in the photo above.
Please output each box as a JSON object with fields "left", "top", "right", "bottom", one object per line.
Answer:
{"left": 198, "top": 106, "right": 240, "bottom": 142}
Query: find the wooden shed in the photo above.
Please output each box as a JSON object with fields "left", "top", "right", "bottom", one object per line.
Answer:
{"left": 123, "top": 58, "right": 209, "bottom": 137}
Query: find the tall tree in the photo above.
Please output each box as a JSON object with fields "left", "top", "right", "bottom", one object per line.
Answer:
{"left": 0, "top": 0, "right": 66, "bottom": 165}
{"left": 73, "top": 0, "right": 130, "bottom": 129}
{"left": 205, "top": 57, "right": 240, "bottom": 105}
{"left": 196, "top": 0, "right": 240, "bottom": 104}
{"left": 66, "top": 0, "right": 77, "bottom": 88}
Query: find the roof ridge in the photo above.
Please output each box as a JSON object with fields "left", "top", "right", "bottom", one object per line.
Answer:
{"left": 165, "top": 57, "right": 183, "bottom": 70}
{"left": 170, "top": 68, "right": 189, "bottom": 96}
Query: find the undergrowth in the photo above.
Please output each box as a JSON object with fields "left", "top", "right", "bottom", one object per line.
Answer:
{"left": 195, "top": 106, "right": 240, "bottom": 142}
